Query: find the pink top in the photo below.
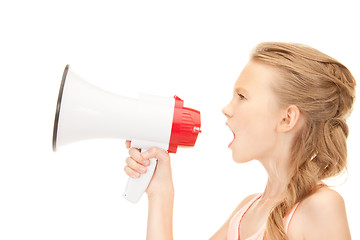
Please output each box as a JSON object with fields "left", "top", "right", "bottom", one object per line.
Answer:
{"left": 227, "top": 194, "right": 299, "bottom": 240}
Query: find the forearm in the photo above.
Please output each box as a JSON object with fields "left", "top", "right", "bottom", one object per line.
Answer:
{"left": 147, "top": 192, "right": 174, "bottom": 240}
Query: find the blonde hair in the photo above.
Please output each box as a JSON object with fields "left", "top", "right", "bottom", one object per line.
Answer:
{"left": 250, "top": 42, "right": 356, "bottom": 239}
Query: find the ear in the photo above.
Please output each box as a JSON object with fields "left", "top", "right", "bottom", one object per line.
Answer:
{"left": 277, "top": 105, "right": 302, "bottom": 133}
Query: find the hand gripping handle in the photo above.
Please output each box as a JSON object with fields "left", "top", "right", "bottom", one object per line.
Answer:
{"left": 123, "top": 149, "right": 157, "bottom": 203}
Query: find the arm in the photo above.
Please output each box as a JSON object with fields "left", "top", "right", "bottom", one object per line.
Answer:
{"left": 143, "top": 148, "right": 174, "bottom": 240}
{"left": 147, "top": 192, "right": 174, "bottom": 240}
{"left": 124, "top": 143, "right": 174, "bottom": 240}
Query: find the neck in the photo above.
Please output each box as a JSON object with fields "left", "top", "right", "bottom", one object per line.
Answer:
{"left": 259, "top": 142, "right": 293, "bottom": 202}
{"left": 262, "top": 175, "right": 288, "bottom": 201}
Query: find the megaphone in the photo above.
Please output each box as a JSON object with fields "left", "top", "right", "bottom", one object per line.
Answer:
{"left": 52, "top": 65, "right": 201, "bottom": 203}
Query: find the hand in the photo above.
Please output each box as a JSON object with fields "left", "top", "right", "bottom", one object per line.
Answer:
{"left": 124, "top": 141, "right": 174, "bottom": 200}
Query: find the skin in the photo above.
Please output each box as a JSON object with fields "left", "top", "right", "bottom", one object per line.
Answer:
{"left": 124, "top": 60, "right": 351, "bottom": 240}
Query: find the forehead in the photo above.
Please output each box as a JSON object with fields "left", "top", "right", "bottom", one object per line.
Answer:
{"left": 234, "top": 60, "right": 279, "bottom": 94}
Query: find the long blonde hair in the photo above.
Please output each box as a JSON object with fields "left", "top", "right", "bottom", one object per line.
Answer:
{"left": 250, "top": 42, "right": 356, "bottom": 239}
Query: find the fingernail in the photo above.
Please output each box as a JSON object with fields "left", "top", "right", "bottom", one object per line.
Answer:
{"left": 140, "top": 166, "right": 147, "bottom": 173}
{"left": 143, "top": 159, "right": 150, "bottom": 166}
{"left": 133, "top": 172, "right": 140, "bottom": 178}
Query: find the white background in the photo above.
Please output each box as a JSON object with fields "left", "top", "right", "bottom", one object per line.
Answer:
{"left": 1, "top": 0, "right": 359, "bottom": 239}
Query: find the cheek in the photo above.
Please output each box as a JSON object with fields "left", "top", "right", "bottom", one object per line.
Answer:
{"left": 232, "top": 106, "right": 278, "bottom": 158}
{"left": 237, "top": 107, "right": 275, "bottom": 137}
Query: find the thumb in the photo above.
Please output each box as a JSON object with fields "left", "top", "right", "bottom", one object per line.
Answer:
{"left": 141, "top": 147, "right": 170, "bottom": 164}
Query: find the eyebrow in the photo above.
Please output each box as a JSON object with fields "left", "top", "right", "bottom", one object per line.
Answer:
{"left": 234, "top": 87, "right": 250, "bottom": 96}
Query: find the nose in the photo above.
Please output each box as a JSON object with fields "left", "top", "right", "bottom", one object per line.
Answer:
{"left": 222, "top": 103, "right": 233, "bottom": 118}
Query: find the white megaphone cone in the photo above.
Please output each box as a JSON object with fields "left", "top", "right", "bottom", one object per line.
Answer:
{"left": 53, "top": 65, "right": 201, "bottom": 203}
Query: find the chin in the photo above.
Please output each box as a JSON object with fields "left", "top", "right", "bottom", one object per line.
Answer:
{"left": 230, "top": 141, "right": 259, "bottom": 164}
{"left": 231, "top": 152, "right": 252, "bottom": 164}
{"left": 233, "top": 158, "right": 253, "bottom": 164}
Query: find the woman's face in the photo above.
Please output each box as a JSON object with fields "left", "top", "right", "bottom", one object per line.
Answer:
{"left": 222, "top": 60, "right": 284, "bottom": 163}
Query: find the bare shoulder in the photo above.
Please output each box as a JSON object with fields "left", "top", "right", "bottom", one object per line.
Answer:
{"left": 288, "top": 187, "right": 351, "bottom": 240}
{"left": 233, "top": 193, "right": 260, "bottom": 214}
{"left": 300, "top": 187, "right": 345, "bottom": 213}
{"left": 209, "top": 193, "right": 259, "bottom": 240}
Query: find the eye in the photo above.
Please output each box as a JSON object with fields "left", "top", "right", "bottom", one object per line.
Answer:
{"left": 237, "top": 93, "right": 246, "bottom": 100}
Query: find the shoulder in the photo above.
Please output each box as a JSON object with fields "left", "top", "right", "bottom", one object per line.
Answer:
{"left": 235, "top": 193, "right": 260, "bottom": 211}
{"left": 300, "top": 187, "right": 345, "bottom": 214}
{"left": 288, "top": 187, "right": 351, "bottom": 240}
{"left": 209, "top": 193, "right": 260, "bottom": 240}
{"left": 228, "top": 193, "right": 260, "bottom": 226}
{"left": 230, "top": 193, "right": 260, "bottom": 218}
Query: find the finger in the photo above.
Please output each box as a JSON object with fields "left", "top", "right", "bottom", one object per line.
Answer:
{"left": 125, "top": 140, "right": 131, "bottom": 149}
{"left": 125, "top": 141, "right": 141, "bottom": 151}
{"left": 141, "top": 147, "right": 170, "bottom": 163}
{"left": 126, "top": 157, "right": 148, "bottom": 174}
{"left": 128, "top": 147, "right": 142, "bottom": 162}
{"left": 129, "top": 147, "right": 149, "bottom": 166}
{"left": 124, "top": 166, "right": 140, "bottom": 178}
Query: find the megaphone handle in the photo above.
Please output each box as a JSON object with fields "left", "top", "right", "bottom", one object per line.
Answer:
{"left": 123, "top": 149, "right": 157, "bottom": 203}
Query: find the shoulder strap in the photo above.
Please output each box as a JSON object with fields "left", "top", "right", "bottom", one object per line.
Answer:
{"left": 284, "top": 202, "right": 300, "bottom": 233}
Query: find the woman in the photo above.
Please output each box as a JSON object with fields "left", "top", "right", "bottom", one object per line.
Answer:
{"left": 124, "top": 42, "right": 356, "bottom": 239}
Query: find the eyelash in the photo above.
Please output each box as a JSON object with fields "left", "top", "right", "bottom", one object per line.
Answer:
{"left": 237, "top": 93, "right": 246, "bottom": 100}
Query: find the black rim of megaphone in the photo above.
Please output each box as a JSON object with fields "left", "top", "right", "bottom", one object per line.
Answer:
{"left": 52, "top": 64, "right": 70, "bottom": 151}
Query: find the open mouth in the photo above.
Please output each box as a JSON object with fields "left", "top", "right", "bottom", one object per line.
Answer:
{"left": 226, "top": 123, "right": 235, "bottom": 147}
